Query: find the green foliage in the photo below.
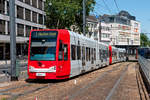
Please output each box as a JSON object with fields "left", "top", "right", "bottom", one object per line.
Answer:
{"left": 1, "top": 98, "right": 7, "bottom": 100}
{"left": 140, "top": 33, "right": 150, "bottom": 47}
{"left": 45, "top": 0, "right": 95, "bottom": 33}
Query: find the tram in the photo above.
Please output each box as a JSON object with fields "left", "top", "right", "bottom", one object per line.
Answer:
{"left": 28, "top": 29, "right": 126, "bottom": 79}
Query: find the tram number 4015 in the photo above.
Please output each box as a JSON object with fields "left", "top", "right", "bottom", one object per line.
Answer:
{"left": 36, "top": 73, "right": 46, "bottom": 76}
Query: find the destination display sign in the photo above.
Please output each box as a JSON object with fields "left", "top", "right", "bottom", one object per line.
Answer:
{"left": 31, "top": 31, "right": 58, "bottom": 38}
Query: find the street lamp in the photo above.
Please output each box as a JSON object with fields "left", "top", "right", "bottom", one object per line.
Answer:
{"left": 83, "top": 0, "right": 86, "bottom": 35}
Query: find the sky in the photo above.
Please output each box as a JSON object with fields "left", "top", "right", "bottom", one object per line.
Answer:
{"left": 93, "top": 0, "right": 150, "bottom": 34}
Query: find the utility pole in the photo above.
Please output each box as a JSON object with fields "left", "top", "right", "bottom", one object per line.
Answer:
{"left": 9, "top": 0, "right": 18, "bottom": 81}
{"left": 99, "top": 18, "right": 102, "bottom": 42}
{"left": 83, "top": 0, "right": 86, "bottom": 35}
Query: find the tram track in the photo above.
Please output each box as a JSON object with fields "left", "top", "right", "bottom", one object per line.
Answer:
{"left": 10, "top": 84, "right": 50, "bottom": 100}
{"left": 0, "top": 81, "right": 54, "bottom": 99}
{"left": 67, "top": 62, "right": 131, "bottom": 100}
{"left": 0, "top": 83, "right": 31, "bottom": 95}
{"left": 105, "top": 63, "right": 129, "bottom": 100}
{"left": 135, "top": 65, "right": 149, "bottom": 100}
{"left": 1, "top": 62, "right": 141, "bottom": 100}
{"left": 1, "top": 62, "right": 125, "bottom": 100}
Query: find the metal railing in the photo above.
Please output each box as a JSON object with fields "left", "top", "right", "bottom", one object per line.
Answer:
{"left": 138, "top": 55, "right": 150, "bottom": 83}
{"left": 0, "top": 56, "right": 28, "bottom": 76}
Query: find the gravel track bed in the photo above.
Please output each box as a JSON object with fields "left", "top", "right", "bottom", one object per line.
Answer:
{"left": 110, "top": 63, "right": 141, "bottom": 100}
{"left": 17, "top": 62, "right": 127, "bottom": 100}
{"left": 66, "top": 62, "right": 131, "bottom": 100}
{"left": 0, "top": 62, "right": 136, "bottom": 100}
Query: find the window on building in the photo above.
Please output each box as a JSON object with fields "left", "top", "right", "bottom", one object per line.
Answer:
{"left": 38, "top": 0, "right": 42, "bottom": 10}
{"left": 25, "top": 0, "right": 30, "bottom": 5}
{"left": 32, "top": 0, "right": 37, "bottom": 8}
{"left": 33, "top": 27, "right": 37, "bottom": 30}
{"left": 17, "top": 23, "right": 24, "bottom": 37}
{"left": 44, "top": 15, "right": 46, "bottom": 25}
{"left": 0, "top": 19, "right": 5, "bottom": 35}
{"left": 7, "top": 1, "right": 9, "bottom": 15}
{"left": 134, "top": 23, "right": 138, "bottom": 27}
{"left": 38, "top": 14, "right": 43, "bottom": 24}
{"left": 18, "top": 0, "right": 23, "bottom": 2}
{"left": 7, "top": 21, "right": 10, "bottom": 35}
{"left": 25, "top": 9, "right": 31, "bottom": 21}
{"left": 71, "top": 45, "right": 76, "bottom": 60}
{"left": 17, "top": 6, "right": 23, "bottom": 19}
{"left": 32, "top": 11, "right": 37, "bottom": 23}
{"left": 109, "top": 17, "right": 114, "bottom": 23}
{"left": 26, "top": 25, "right": 31, "bottom": 37}
{"left": 0, "top": 0, "right": 5, "bottom": 14}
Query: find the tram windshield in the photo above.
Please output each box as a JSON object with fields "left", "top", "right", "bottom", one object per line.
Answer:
{"left": 30, "top": 31, "right": 58, "bottom": 61}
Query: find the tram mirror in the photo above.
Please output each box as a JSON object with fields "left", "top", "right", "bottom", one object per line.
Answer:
{"left": 64, "top": 47, "right": 67, "bottom": 53}
{"left": 62, "top": 44, "right": 64, "bottom": 51}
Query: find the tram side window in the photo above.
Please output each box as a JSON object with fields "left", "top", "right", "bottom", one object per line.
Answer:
{"left": 101, "top": 50, "right": 104, "bottom": 60}
{"left": 64, "top": 44, "right": 68, "bottom": 60}
{"left": 99, "top": 49, "right": 101, "bottom": 60}
{"left": 94, "top": 48, "right": 96, "bottom": 60}
{"left": 82, "top": 46, "right": 85, "bottom": 61}
{"left": 77, "top": 46, "right": 81, "bottom": 60}
{"left": 59, "top": 41, "right": 63, "bottom": 61}
{"left": 91, "top": 48, "right": 93, "bottom": 60}
{"left": 102, "top": 50, "right": 104, "bottom": 58}
{"left": 104, "top": 50, "right": 106, "bottom": 58}
{"left": 86, "top": 47, "right": 89, "bottom": 61}
{"left": 106, "top": 50, "right": 109, "bottom": 58}
{"left": 71, "top": 45, "right": 76, "bottom": 60}
{"left": 89, "top": 48, "right": 91, "bottom": 61}
{"left": 112, "top": 51, "right": 114, "bottom": 57}
{"left": 103, "top": 50, "right": 105, "bottom": 59}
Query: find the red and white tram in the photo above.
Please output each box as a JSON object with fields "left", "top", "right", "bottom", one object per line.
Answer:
{"left": 28, "top": 29, "right": 126, "bottom": 79}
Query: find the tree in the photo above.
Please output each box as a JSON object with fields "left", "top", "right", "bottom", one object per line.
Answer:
{"left": 140, "top": 33, "right": 150, "bottom": 47}
{"left": 45, "top": 0, "right": 95, "bottom": 33}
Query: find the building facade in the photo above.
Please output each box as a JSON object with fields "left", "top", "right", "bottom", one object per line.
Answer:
{"left": 100, "top": 11, "right": 140, "bottom": 55}
{"left": 99, "top": 22, "right": 111, "bottom": 44}
{"left": 86, "top": 15, "right": 99, "bottom": 41}
{"left": 0, "top": 0, "right": 46, "bottom": 60}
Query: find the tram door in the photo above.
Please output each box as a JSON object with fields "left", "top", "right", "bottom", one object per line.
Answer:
{"left": 58, "top": 40, "right": 70, "bottom": 76}
{"left": 82, "top": 46, "right": 85, "bottom": 66}
{"left": 91, "top": 48, "right": 94, "bottom": 64}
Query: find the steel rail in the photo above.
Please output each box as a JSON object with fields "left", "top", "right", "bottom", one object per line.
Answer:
{"left": 0, "top": 83, "right": 32, "bottom": 95}
{"left": 135, "top": 65, "right": 149, "bottom": 100}
{"left": 69, "top": 62, "right": 130, "bottom": 100}
{"left": 10, "top": 84, "right": 50, "bottom": 100}
{"left": 105, "top": 63, "right": 130, "bottom": 100}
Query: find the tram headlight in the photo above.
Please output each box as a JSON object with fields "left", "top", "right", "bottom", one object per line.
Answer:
{"left": 49, "top": 66, "right": 56, "bottom": 72}
{"left": 53, "top": 66, "right": 56, "bottom": 70}
{"left": 29, "top": 65, "right": 34, "bottom": 72}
